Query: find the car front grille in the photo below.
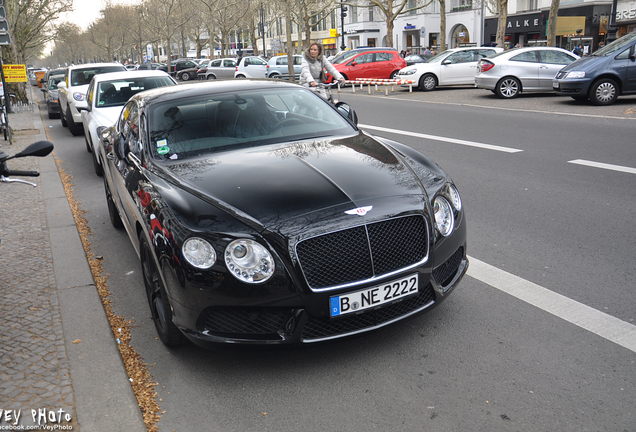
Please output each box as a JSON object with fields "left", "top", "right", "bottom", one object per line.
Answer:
{"left": 432, "top": 247, "right": 464, "bottom": 289}
{"left": 296, "top": 215, "right": 429, "bottom": 290}
{"left": 202, "top": 308, "right": 289, "bottom": 337}
{"left": 302, "top": 283, "right": 435, "bottom": 341}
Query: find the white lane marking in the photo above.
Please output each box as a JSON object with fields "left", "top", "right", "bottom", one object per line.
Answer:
{"left": 467, "top": 256, "right": 636, "bottom": 353}
{"left": 359, "top": 124, "right": 523, "bottom": 153}
{"left": 568, "top": 159, "right": 636, "bottom": 175}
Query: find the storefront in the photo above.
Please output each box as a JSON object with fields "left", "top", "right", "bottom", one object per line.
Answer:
{"left": 484, "top": 12, "right": 547, "bottom": 48}
{"left": 615, "top": 0, "right": 636, "bottom": 37}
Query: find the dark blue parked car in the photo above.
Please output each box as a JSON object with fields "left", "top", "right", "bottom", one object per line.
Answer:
{"left": 553, "top": 31, "right": 636, "bottom": 105}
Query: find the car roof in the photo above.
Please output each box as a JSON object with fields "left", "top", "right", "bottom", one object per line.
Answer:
{"left": 132, "top": 79, "right": 300, "bottom": 106}
{"left": 90, "top": 70, "right": 172, "bottom": 84}
{"left": 66, "top": 62, "right": 125, "bottom": 71}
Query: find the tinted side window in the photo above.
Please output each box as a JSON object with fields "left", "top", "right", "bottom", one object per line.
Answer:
{"left": 541, "top": 50, "right": 576, "bottom": 64}
{"left": 352, "top": 53, "right": 374, "bottom": 64}
{"left": 376, "top": 52, "right": 393, "bottom": 62}
{"left": 510, "top": 51, "right": 539, "bottom": 63}
{"left": 211, "top": 60, "right": 221, "bottom": 67}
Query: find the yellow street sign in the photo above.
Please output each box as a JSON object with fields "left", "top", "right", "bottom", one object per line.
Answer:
{"left": 3, "top": 64, "right": 28, "bottom": 83}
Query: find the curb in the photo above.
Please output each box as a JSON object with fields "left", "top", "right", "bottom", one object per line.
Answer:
{"left": 34, "top": 89, "right": 147, "bottom": 431}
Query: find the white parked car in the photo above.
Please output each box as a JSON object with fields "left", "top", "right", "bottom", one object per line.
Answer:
{"left": 80, "top": 70, "right": 177, "bottom": 175}
{"left": 58, "top": 63, "right": 127, "bottom": 136}
{"left": 234, "top": 56, "right": 268, "bottom": 78}
{"left": 397, "top": 47, "right": 503, "bottom": 91}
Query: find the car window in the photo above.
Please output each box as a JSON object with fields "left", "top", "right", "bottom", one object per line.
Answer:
{"left": 447, "top": 51, "right": 474, "bottom": 64}
{"left": 293, "top": 56, "right": 303, "bottom": 65}
{"left": 276, "top": 57, "right": 288, "bottom": 66}
{"left": 352, "top": 53, "right": 374, "bottom": 64}
{"left": 49, "top": 75, "right": 63, "bottom": 89}
{"left": 98, "top": 76, "right": 175, "bottom": 107}
{"left": 615, "top": 48, "right": 632, "bottom": 60}
{"left": 510, "top": 51, "right": 539, "bottom": 63}
{"left": 541, "top": 50, "right": 577, "bottom": 65}
{"left": 70, "top": 66, "right": 125, "bottom": 86}
{"left": 376, "top": 52, "right": 393, "bottom": 62}
{"left": 210, "top": 60, "right": 221, "bottom": 67}
{"left": 148, "top": 87, "right": 355, "bottom": 161}
{"left": 186, "top": 61, "right": 197, "bottom": 67}
{"left": 224, "top": 60, "right": 236, "bottom": 67}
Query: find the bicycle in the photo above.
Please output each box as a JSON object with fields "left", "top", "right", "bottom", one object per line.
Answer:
{"left": 0, "top": 140, "right": 54, "bottom": 187}
{"left": 0, "top": 91, "right": 13, "bottom": 144}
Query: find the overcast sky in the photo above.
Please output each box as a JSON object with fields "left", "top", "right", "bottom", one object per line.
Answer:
{"left": 61, "top": 0, "right": 141, "bottom": 29}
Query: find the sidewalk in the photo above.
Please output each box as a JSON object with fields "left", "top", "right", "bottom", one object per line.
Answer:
{"left": 0, "top": 87, "right": 146, "bottom": 431}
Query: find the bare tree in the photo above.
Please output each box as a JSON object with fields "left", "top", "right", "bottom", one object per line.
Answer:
{"left": 143, "top": 0, "right": 192, "bottom": 71}
{"left": 546, "top": 0, "right": 559, "bottom": 47}
{"left": 495, "top": 0, "right": 508, "bottom": 48}
{"left": 291, "top": 0, "right": 334, "bottom": 49}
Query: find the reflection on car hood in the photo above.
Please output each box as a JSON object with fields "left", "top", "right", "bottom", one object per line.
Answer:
{"left": 93, "top": 106, "right": 125, "bottom": 126}
{"left": 560, "top": 55, "right": 609, "bottom": 73}
{"left": 161, "top": 132, "right": 429, "bottom": 229}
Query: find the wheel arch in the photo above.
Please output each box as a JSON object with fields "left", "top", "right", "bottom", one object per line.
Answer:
{"left": 589, "top": 73, "right": 623, "bottom": 95}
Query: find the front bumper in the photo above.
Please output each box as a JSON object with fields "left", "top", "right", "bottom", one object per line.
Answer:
{"left": 69, "top": 101, "right": 87, "bottom": 123}
{"left": 552, "top": 78, "right": 592, "bottom": 96}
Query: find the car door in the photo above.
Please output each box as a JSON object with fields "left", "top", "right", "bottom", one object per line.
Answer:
{"left": 440, "top": 50, "right": 476, "bottom": 85}
{"left": 537, "top": 50, "right": 577, "bottom": 90}
{"left": 109, "top": 101, "right": 143, "bottom": 234}
{"left": 346, "top": 53, "right": 375, "bottom": 79}
{"left": 222, "top": 59, "right": 237, "bottom": 78}
{"left": 373, "top": 52, "right": 395, "bottom": 78}
{"left": 614, "top": 44, "right": 636, "bottom": 93}
{"left": 508, "top": 50, "right": 540, "bottom": 89}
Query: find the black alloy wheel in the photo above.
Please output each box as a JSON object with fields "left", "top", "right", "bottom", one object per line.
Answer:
{"left": 104, "top": 179, "right": 123, "bottom": 229}
{"left": 140, "top": 235, "right": 184, "bottom": 346}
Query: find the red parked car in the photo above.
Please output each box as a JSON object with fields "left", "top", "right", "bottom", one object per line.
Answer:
{"left": 325, "top": 48, "right": 406, "bottom": 82}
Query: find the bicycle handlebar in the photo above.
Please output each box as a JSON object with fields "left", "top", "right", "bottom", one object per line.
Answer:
{"left": 5, "top": 170, "right": 40, "bottom": 177}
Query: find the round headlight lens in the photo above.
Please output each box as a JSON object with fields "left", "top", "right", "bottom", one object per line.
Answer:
{"left": 225, "top": 239, "right": 275, "bottom": 284}
{"left": 182, "top": 237, "right": 216, "bottom": 269}
{"left": 433, "top": 196, "right": 454, "bottom": 237}
{"left": 72, "top": 92, "right": 85, "bottom": 101}
{"left": 448, "top": 185, "right": 462, "bottom": 211}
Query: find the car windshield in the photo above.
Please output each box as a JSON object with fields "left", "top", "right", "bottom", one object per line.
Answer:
{"left": 70, "top": 66, "right": 125, "bottom": 86}
{"left": 333, "top": 51, "right": 367, "bottom": 64}
{"left": 48, "top": 75, "right": 64, "bottom": 89}
{"left": 426, "top": 50, "right": 453, "bottom": 63}
{"left": 148, "top": 87, "right": 356, "bottom": 161}
{"left": 97, "top": 76, "right": 175, "bottom": 107}
{"left": 592, "top": 32, "right": 636, "bottom": 56}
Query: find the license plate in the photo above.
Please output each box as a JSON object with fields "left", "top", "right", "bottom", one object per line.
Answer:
{"left": 553, "top": 82, "right": 560, "bottom": 89}
{"left": 330, "top": 274, "right": 419, "bottom": 317}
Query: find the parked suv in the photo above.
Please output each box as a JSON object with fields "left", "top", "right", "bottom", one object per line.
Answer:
{"left": 326, "top": 48, "right": 405, "bottom": 82}
{"left": 157, "top": 59, "right": 199, "bottom": 76}
{"left": 234, "top": 56, "right": 268, "bottom": 78}
{"left": 553, "top": 31, "right": 636, "bottom": 105}
{"left": 266, "top": 54, "right": 303, "bottom": 78}
{"left": 58, "top": 63, "right": 126, "bottom": 136}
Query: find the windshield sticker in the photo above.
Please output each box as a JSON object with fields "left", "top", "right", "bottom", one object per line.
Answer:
{"left": 157, "top": 146, "right": 170, "bottom": 155}
{"left": 169, "top": 154, "right": 178, "bottom": 160}
{"left": 156, "top": 139, "right": 167, "bottom": 147}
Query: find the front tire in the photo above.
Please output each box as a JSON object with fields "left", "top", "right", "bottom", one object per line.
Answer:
{"left": 140, "top": 235, "right": 184, "bottom": 347}
{"left": 104, "top": 179, "right": 123, "bottom": 229}
{"left": 589, "top": 79, "right": 618, "bottom": 106}
{"left": 390, "top": 70, "right": 399, "bottom": 80}
{"left": 66, "top": 107, "right": 82, "bottom": 136}
{"left": 496, "top": 77, "right": 521, "bottom": 98}
{"left": 60, "top": 108, "right": 68, "bottom": 127}
{"left": 419, "top": 74, "right": 437, "bottom": 91}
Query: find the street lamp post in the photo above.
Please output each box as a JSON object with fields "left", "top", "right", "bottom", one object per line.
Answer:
{"left": 606, "top": 0, "right": 619, "bottom": 44}
{"left": 340, "top": 0, "right": 347, "bottom": 51}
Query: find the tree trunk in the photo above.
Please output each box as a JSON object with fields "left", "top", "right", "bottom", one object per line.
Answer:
{"left": 440, "top": 0, "right": 446, "bottom": 51}
{"left": 495, "top": 0, "right": 508, "bottom": 48}
{"left": 386, "top": 18, "right": 394, "bottom": 47}
{"left": 547, "top": 0, "right": 560, "bottom": 47}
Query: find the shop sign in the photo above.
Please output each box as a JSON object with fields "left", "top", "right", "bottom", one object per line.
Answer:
{"left": 505, "top": 13, "right": 542, "bottom": 33}
{"left": 555, "top": 16, "right": 586, "bottom": 36}
{"left": 616, "top": 7, "right": 636, "bottom": 22}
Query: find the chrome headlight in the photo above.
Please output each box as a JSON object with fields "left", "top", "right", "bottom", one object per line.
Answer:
{"left": 225, "top": 239, "right": 275, "bottom": 283}
{"left": 182, "top": 237, "right": 216, "bottom": 269}
{"left": 448, "top": 184, "right": 462, "bottom": 211}
{"left": 433, "top": 196, "right": 454, "bottom": 237}
{"left": 73, "top": 92, "right": 85, "bottom": 101}
{"left": 564, "top": 71, "right": 585, "bottom": 79}
{"left": 400, "top": 69, "right": 417, "bottom": 75}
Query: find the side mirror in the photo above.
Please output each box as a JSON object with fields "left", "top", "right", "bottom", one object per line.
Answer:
{"left": 13, "top": 141, "right": 54, "bottom": 159}
{"left": 335, "top": 102, "right": 358, "bottom": 125}
{"left": 57, "top": 81, "right": 66, "bottom": 89}
{"left": 351, "top": 61, "right": 358, "bottom": 67}
{"left": 114, "top": 133, "right": 127, "bottom": 159}
{"left": 442, "top": 59, "right": 452, "bottom": 65}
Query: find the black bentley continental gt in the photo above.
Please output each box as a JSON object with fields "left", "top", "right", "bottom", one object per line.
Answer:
{"left": 98, "top": 80, "right": 468, "bottom": 348}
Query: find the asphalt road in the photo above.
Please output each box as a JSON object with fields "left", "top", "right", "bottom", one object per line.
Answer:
{"left": 41, "top": 85, "right": 636, "bottom": 432}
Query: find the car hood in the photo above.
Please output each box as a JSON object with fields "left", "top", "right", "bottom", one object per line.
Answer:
{"left": 158, "top": 131, "right": 432, "bottom": 232}
{"left": 92, "top": 106, "right": 124, "bottom": 126}
{"left": 560, "top": 55, "right": 609, "bottom": 73}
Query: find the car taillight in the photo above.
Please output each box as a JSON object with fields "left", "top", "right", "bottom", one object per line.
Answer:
{"left": 479, "top": 62, "right": 495, "bottom": 72}
{"left": 235, "top": 66, "right": 238, "bottom": 71}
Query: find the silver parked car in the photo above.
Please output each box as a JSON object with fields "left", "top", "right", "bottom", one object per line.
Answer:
{"left": 202, "top": 58, "right": 237, "bottom": 80}
{"left": 266, "top": 54, "right": 303, "bottom": 78}
{"left": 475, "top": 47, "right": 579, "bottom": 98}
